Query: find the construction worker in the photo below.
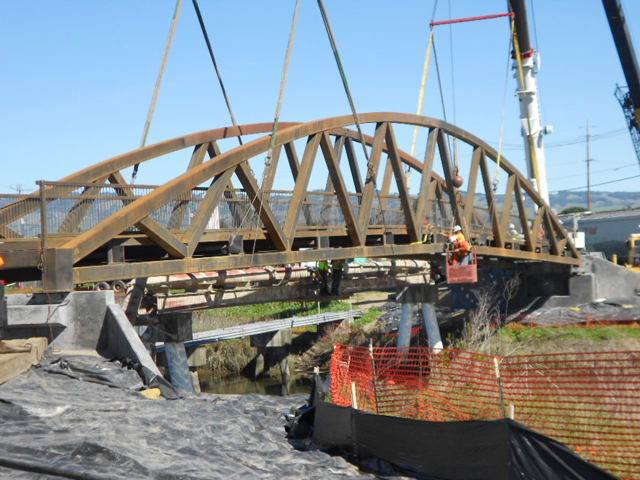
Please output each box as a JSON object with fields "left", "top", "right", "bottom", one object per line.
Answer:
{"left": 508, "top": 223, "right": 519, "bottom": 240}
{"left": 317, "top": 260, "right": 330, "bottom": 295}
{"left": 452, "top": 225, "right": 465, "bottom": 244}
{"left": 449, "top": 235, "right": 471, "bottom": 265}
{"left": 331, "top": 259, "right": 346, "bottom": 296}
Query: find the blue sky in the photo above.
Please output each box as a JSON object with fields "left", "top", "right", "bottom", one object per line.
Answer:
{"left": 1, "top": 0, "right": 640, "bottom": 198}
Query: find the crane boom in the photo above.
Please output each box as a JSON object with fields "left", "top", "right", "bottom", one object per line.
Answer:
{"left": 507, "top": 0, "right": 551, "bottom": 205}
{"left": 602, "top": 0, "right": 640, "bottom": 167}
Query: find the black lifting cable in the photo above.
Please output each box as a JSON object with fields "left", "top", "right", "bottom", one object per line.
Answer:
{"left": 317, "top": 0, "right": 370, "bottom": 167}
{"left": 192, "top": 0, "right": 243, "bottom": 146}
{"left": 193, "top": 0, "right": 255, "bottom": 238}
{"left": 317, "top": 0, "right": 396, "bottom": 254}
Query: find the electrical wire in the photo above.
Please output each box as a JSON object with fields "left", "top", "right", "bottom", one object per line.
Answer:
{"left": 488, "top": 128, "right": 628, "bottom": 150}
{"left": 549, "top": 162, "right": 637, "bottom": 181}
{"left": 551, "top": 173, "right": 640, "bottom": 192}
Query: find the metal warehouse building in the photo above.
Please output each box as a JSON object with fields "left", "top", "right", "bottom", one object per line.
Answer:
{"left": 559, "top": 207, "right": 640, "bottom": 260}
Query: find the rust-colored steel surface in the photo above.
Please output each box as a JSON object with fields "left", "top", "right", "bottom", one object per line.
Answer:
{"left": 0, "top": 113, "right": 579, "bottom": 290}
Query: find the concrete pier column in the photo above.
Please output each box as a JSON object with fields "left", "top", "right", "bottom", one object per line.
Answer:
{"left": 164, "top": 342, "right": 194, "bottom": 393}
{"left": 251, "top": 329, "right": 292, "bottom": 379}
{"left": 397, "top": 285, "right": 440, "bottom": 350}
{"left": 148, "top": 312, "right": 194, "bottom": 392}
{"left": 398, "top": 303, "right": 414, "bottom": 348}
{"left": 254, "top": 349, "right": 266, "bottom": 379}
{"left": 279, "top": 350, "right": 290, "bottom": 378}
{"left": 421, "top": 303, "right": 443, "bottom": 352}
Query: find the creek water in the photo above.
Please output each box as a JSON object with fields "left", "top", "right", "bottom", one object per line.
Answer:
{"left": 199, "top": 371, "right": 314, "bottom": 396}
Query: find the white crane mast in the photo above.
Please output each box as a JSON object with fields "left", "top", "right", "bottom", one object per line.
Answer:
{"left": 509, "top": 0, "right": 552, "bottom": 205}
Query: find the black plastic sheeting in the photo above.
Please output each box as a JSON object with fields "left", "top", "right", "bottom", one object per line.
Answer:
{"left": 516, "top": 297, "right": 640, "bottom": 325}
{"left": 39, "top": 353, "right": 180, "bottom": 399}
{"left": 287, "top": 376, "right": 620, "bottom": 480}
{"left": 0, "top": 355, "right": 383, "bottom": 479}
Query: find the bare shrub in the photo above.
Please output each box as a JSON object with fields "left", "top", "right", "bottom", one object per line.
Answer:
{"left": 453, "top": 273, "right": 521, "bottom": 354}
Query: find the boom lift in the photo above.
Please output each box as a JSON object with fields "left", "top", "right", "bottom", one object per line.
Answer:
{"left": 603, "top": 0, "right": 640, "bottom": 167}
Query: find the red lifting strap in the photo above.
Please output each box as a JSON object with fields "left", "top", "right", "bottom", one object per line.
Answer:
{"left": 431, "top": 12, "right": 514, "bottom": 28}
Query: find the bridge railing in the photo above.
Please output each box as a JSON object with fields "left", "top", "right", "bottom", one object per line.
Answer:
{"left": 1, "top": 182, "right": 414, "bottom": 239}
{"left": 1, "top": 181, "right": 550, "bottom": 257}
{"left": 0, "top": 194, "right": 37, "bottom": 238}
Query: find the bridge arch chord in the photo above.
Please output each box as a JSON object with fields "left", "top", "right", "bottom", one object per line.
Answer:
{"left": 0, "top": 123, "right": 299, "bottom": 241}
{"left": 0, "top": 113, "right": 579, "bottom": 284}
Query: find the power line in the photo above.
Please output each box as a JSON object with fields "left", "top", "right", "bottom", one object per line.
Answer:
{"left": 551, "top": 173, "right": 640, "bottom": 193}
{"left": 488, "top": 128, "right": 628, "bottom": 150}
{"left": 549, "top": 162, "right": 637, "bottom": 180}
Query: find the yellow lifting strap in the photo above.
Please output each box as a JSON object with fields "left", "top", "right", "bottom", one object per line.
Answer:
{"left": 407, "top": 28, "right": 435, "bottom": 187}
{"left": 512, "top": 17, "right": 542, "bottom": 191}
{"left": 411, "top": 28, "right": 435, "bottom": 158}
{"left": 493, "top": 19, "right": 515, "bottom": 190}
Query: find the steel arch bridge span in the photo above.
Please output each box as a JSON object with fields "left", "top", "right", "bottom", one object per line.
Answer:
{"left": 0, "top": 113, "right": 579, "bottom": 290}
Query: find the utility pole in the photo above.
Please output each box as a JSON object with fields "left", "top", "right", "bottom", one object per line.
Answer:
{"left": 585, "top": 121, "right": 594, "bottom": 211}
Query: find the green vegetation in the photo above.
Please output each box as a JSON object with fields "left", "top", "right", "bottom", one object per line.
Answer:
{"left": 193, "top": 300, "right": 351, "bottom": 332}
{"left": 354, "top": 307, "right": 381, "bottom": 327}
{"left": 489, "top": 323, "right": 640, "bottom": 355}
{"left": 450, "top": 313, "right": 640, "bottom": 356}
{"left": 559, "top": 206, "right": 589, "bottom": 215}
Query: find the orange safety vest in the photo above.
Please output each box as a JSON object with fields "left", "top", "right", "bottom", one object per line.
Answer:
{"left": 451, "top": 236, "right": 470, "bottom": 264}
{"left": 458, "top": 239, "right": 470, "bottom": 255}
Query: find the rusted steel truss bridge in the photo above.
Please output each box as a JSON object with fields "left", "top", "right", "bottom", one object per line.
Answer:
{"left": 0, "top": 113, "right": 579, "bottom": 292}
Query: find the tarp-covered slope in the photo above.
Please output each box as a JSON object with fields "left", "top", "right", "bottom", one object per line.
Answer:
{"left": 0, "top": 355, "right": 383, "bottom": 480}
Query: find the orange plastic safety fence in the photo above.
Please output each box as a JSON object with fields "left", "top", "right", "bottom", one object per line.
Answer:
{"left": 330, "top": 344, "right": 640, "bottom": 479}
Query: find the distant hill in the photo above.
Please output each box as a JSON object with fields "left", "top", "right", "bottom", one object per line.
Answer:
{"left": 459, "top": 190, "right": 640, "bottom": 217}
{"left": 549, "top": 191, "right": 640, "bottom": 213}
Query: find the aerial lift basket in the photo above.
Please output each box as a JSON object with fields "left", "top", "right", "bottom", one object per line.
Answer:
{"left": 446, "top": 248, "right": 478, "bottom": 284}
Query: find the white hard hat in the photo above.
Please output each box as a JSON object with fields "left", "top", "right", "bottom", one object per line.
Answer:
{"left": 449, "top": 236, "right": 458, "bottom": 243}
{"left": 453, "top": 225, "right": 462, "bottom": 232}
{"left": 509, "top": 223, "right": 515, "bottom": 229}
